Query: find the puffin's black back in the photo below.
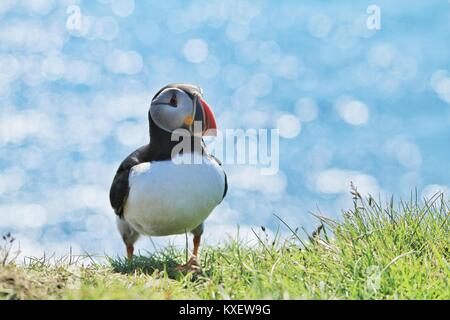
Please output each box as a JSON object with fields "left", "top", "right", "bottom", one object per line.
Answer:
{"left": 109, "top": 144, "right": 151, "bottom": 217}
{"left": 151, "top": 83, "right": 203, "bottom": 101}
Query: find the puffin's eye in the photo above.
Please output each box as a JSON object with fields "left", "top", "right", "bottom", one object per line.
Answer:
{"left": 169, "top": 94, "right": 177, "bottom": 107}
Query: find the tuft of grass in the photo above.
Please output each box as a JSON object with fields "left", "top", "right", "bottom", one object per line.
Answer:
{"left": 0, "top": 191, "right": 449, "bottom": 300}
{"left": 1, "top": 233, "right": 20, "bottom": 267}
{"left": 109, "top": 246, "right": 183, "bottom": 279}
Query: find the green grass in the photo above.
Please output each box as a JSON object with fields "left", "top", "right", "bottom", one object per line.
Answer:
{"left": 1, "top": 191, "right": 449, "bottom": 300}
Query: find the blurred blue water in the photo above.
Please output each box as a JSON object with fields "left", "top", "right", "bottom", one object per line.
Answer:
{"left": 0, "top": 0, "right": 449, "bottom": 256}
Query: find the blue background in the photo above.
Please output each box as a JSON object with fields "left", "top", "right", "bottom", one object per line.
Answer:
{"left": 0, "top": 0, "right": 449, "bottom": 258}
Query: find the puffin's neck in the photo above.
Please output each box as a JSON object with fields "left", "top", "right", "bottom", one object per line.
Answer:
{"left": 147, "top": 119, "right": 204, "bottom": 161}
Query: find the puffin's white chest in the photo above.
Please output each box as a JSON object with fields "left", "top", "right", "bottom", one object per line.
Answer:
{"left": 124, "top": 154, "right": 225, "bottom": 236}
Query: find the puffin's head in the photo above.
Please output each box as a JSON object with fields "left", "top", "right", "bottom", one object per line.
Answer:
{"left": 149, "top": 84, "right": 217, "bottom": 136}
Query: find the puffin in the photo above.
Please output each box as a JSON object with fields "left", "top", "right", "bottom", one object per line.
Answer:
{"left": 109, "top": 83, "right": 227, "bottom": 271}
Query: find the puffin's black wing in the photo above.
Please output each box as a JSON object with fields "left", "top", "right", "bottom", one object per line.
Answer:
{"left": 110, "top": 145, "right": 151, "bottom": 218}
{"left": 201, "top": 139, "right": 228, "bottom": 200}
{"left": 207, "top": 154, "right": 228, "bottom": 200}
{"left": 222, "top": 172, "right": 228, "bottom": 199}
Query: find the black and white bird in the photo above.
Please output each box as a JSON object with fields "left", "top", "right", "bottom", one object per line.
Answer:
{"left": 110, "top": 84, "right": 227, "bottom": 270}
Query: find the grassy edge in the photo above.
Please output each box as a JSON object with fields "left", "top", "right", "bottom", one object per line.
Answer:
{"left": 1, "top": 191, "right": 449, "bottom": 300}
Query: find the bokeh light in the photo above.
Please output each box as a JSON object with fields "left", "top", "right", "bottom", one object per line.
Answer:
{"left": 0, "top": 1, "right": 449, "bottom": 258}
{"left": 183, "top": 38, "right": 209, "bottom": 63}
{"left": 276, "top": 114, "right": 301, "bottom": 139}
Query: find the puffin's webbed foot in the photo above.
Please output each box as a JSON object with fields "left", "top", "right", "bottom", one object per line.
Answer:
{"left": 177, "top": 233, "right": 202, "bottom": 273}
{"left": 176, "top": 256, "right": 202, "bottom": 274}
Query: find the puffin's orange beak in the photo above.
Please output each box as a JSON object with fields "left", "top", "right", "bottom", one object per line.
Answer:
{"left": 199, "top": 97, "right": 217, "bottom": 136}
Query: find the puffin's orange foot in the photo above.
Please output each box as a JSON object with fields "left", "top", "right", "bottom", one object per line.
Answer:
{"left": 126, "top": 245, "right": 134, "bottom": 260}
{"left": 176, "top": 256, "right": 202, "bottom": 274}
